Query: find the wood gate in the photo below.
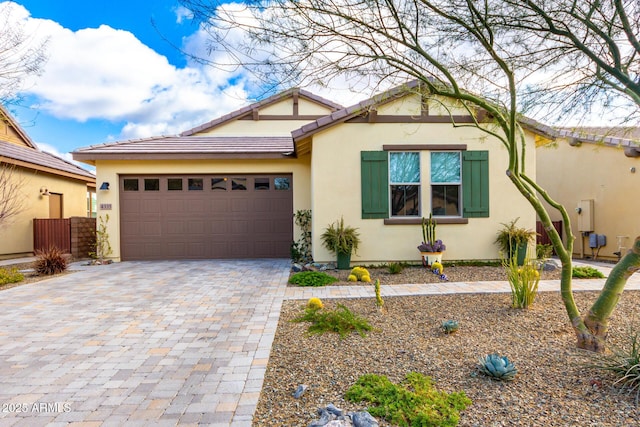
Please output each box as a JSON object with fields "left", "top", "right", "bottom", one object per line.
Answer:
{"left": 33, "top": 218, "right": 70, "bottom": 253}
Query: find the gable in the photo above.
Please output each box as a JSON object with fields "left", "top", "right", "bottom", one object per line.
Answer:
{"left": 0, "top": 106, "right": 36, "bottom": 148}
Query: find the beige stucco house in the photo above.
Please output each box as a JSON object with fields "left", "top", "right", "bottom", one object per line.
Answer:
{"left": 536, "top": 128, "right": 640, "bottom": 261}
{"left": 0, "top": 105, "right": 96, "bottom": 258}
{"left": 73, "top": 81, "right": 545, "bottom": 264}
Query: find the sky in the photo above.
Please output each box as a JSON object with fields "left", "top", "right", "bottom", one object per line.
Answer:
{"left": 1, "top": 0, "right": 264, "bottom": 168}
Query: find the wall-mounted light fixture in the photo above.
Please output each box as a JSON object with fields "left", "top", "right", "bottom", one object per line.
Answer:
{"left": 631, "top": 167, "right": 637, "bottom": 174}
{"left": 99, "top": 182, "right": 110, "bottom": 190}
{"left": 39, "top": 186, "right": 50, "bottom": 197}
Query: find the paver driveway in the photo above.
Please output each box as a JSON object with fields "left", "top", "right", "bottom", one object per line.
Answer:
{"left": 0, "top": 259, "right": 290, "bottom": 427}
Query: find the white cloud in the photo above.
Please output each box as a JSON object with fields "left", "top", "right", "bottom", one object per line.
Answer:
{"left": 1, "top": 1, "right": 254, "bottom": 141}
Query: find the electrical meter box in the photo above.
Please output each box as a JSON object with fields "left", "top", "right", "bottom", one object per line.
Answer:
{"left": 577, "top": 199, "right": 594, "bottom": 232}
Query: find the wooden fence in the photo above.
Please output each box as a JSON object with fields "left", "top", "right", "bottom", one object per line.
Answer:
{"left": 33, "top": 217, "right": 96, "bottom": 258}
{"left": 536, "top": 220, "right": 563, "bottom": 247}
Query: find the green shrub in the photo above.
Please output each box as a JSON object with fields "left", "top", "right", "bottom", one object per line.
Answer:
{"left": 345, "top": 372, "right": 471, "bottom": 427}
{"left": 0, "top": 267, "right": 24, "bottom": 285}
{"left": 503, "top": 256, "right": 540, "bottom": 309}
{"left": 592, "top": 330, "right": 640, "bottom": 403}
{"left": 288, "top": 271, "right": 338, "bottom": 287}
{"left": 292, "top": 303, "right": 373, "bottom": 338}
{"left": 387, "top": 262, "right": 405, "bottom": 274}
{"left": 34, "top": 246, "right": 68, "bottom": 275}
{"left": 536, "top": 243, "right": 553, "bottom": 260}
{"left": 572, "top": 266, "right": 605, "bottom": 278}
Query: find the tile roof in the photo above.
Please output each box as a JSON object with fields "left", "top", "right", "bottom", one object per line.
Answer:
{"left": 72, "top": 135, "right": 295, "bottom": 160}
{"left": 0, "top": 140, "right": 95, "bottom": 180}
{"left": 180, "top": 88, "right": 343, "bottom": 136}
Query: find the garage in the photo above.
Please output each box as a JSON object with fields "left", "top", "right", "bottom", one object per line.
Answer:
{"left": 120, "top": 174, "right": 293, "bottom": 260}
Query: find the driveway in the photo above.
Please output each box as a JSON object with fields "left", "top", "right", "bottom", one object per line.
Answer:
{"left": 0, "top": 259, "right": 290, "bottom": 427}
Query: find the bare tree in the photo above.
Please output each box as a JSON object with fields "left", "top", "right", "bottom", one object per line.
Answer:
{"left": 180, "top": 0, "right": 640, "bottom": 351}
{"left": 0, "top": 2, "right": 48, "bottom": 104}
{"left": 0, "top": 162, "right": 25, "bottom": 229}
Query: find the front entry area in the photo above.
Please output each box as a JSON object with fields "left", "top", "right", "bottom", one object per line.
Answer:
{"left": 119, "top": 174, "right": 293, "bottom": 260}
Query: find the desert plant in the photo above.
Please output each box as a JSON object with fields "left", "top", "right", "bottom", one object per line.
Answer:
{"left": 349, "top": 266, "right": 371, "bottom": 282}
{"left": 441, "top": 320, "right": 459, "bottom": 334}
{"left": 418, "top": 214, "right": 446, "bottom": 252}
{"left": 90, "top": 214, "right": 112, "bottom": 263}
{"left": 495, "top": 218, "right": 536, "bottom": 262}
{"left": 387, "top": 262, "right": 405, "bottom": 274}
{"left": 572, "top": 266, "right": 605, "bottom": 279}
{"left": 306, "top": 297, "right": 324, "bottom": 310}
{"left": 0, "top": 267, "right": 24, "bottom": 285}
{"left": 320, "top": 216, "right": 361, "bottom": 256}
{"left": 34, "top": 246, "right": 68, "bottom": 276}
{"left": 478, "top": 354, "right": 518, "bottom": 381}
{"left": 291, "top": 209, "right": 312, "bottom": 263}
{"left": 292, "top": 303, "right": 373, "bottom": 338}
{"left": 536, "top": 243, "right": 553, "bottom": 260}
{"left": 288, "top": 271, "right": 338, "bottom": 287}
{"left": 345, "top": 372, "right": 471, "bottom": 427}
{"left": 503, "top": 254, "right": 540, "bottom": 309}
{"left": 373, "top": 279, "right": 384, "bottom": 309}
{"left": 592, "top": 330, "right": 640, "bottom": 403}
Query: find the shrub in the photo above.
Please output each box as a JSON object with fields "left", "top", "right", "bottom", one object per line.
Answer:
{"left": 572, "top": 266, "right": 605, "bottom": 278}
{"left": 345, "top": 372, "right": 471, "bottom": 427}
{"left": 306, "top": 297, "right": 324, "bottom": 310}
{"left": 592, "top": 330, "right": 640, "bottom": 403}
{"left": 536, "top": 243, "right": 553, "bottom": 260}
{"left": 349, "top": 266, "right": 371, "bottom": 282}
{"left": 34, "top": 246, "right": 68, "bottom": 276}
{"left": 387, "top": 262, "right": 405, "bottom": 274}
{"left": 292, "top": 303, "right": 373, "bottom": 338}
{"left": 0, "top": 267, "right": 24, "bottom": 285}
{"left": 288, "top": 271, "right": 338, "bottom": 287}
{"left": 503, "top": 255, "right": 540, "bottom": 309}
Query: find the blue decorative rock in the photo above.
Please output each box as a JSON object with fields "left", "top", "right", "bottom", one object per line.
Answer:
{"left": 351, "top": 411, "right": 379, "bottom": 427}
{"left": 293, "top": 384, "right": 308, "bottom": 399}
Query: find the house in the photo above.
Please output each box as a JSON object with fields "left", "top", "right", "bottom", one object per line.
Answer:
{"left": 72, "top": 81, "right": 545, "bottom": 263}
{"left": 536, "top": 128, "right": 640, "bottom": 261}
{"left": 0, "top": 105, "right": 96, "bottom": 258}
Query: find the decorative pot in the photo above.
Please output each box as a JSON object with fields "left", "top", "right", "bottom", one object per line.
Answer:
{"left": 420, "top": 251, "right": 443, "bottom": 267}
{"left": 336, "top": 251, "right": 351, "bottom": 270}
{"left": 509, "top": 242, "right": 528, "bottom": 266}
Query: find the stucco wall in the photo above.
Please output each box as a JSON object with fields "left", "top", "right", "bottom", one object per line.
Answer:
{"left": 537, "top": 139, "right": 640, "bottom": 260}
{"left": 0, "top": 166, "right": 91, "bottom": 257}
{"left": 94, "top": 157, "right": 311, "bottom": 261}
{"left": 310, "top": 119, "right": 537, "bottom": 264}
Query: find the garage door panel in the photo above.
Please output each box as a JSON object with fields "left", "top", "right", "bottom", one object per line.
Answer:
{"left": 120, "top": 174, "right": 292, "bottom": 260}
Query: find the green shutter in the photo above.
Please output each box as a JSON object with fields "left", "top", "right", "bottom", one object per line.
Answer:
{"left": 462, "top": 150, "right": 489, "bottom": 218}
{"left": 361, "top": 151, "right": 388, "bottom": 219}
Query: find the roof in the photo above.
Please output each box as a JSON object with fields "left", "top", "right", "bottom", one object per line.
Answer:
{"left": 0, "top": 104, "right": 37, "bottom": 149}
{"left": 1, "top": 140, "right": 96, "bottom": 181}
{"left": 72, "top": 135, "right": 295, "bottom": 162}
{"left": 181, "top": 88, "right": 343, "bottom": 136}
{"left": 557, "top": 127, "right": 640, "bottom": 157}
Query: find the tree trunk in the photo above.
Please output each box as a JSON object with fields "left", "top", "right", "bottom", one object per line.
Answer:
{"left": 578, "top": 236, "right": 640, "bottom": 352}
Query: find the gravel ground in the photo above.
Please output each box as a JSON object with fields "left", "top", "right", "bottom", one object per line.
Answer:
{"left": 256, "top": 267, "right": 640, "bottom": 426}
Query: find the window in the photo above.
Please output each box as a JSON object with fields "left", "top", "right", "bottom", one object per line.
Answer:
{"left": 274, "top": 177, "right": 291, "bottom": 190}
{"left": 389, "top": 152, "right": 420, "bottom": 216}
{"left": 211, "top": 178, "right": 227, "bottom": 191}
{"left": 144, "top": 178, "right": 160, "bottom": 191}
{"left": 361, "top": 149, "right": 489, "bottom": 220}
{"left": 254, "top": 178, "right": 270, "bottom": 190}
{"left": 123, "top": 179, "right": 139, "bottom": 191}
{"left": 168, "top": 179, "right": 183, "bottom": 191}
{"left": 232, "top": 178, "right": 247, "bottom": 190}
{"left": 430, "top": 152, "right": 461, "bottom": 216}
{"left": 188, "top": 178, "right": 203, "bottom": 191}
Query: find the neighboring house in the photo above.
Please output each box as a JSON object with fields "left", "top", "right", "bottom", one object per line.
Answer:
{"left": 72, "top": 81, "right": 546, "bottom": 263}
{"left": 536, "top": 128, "right": 640, "bottom": 261}
{"left": 0, "top": 105, "right": 96, "bottom": 258}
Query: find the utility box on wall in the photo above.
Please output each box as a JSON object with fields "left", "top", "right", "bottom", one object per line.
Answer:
{"left": 577, "top": 199, "right": 594, "bottom": 232}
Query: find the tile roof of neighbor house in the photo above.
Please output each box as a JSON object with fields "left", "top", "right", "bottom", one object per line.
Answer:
{"left": 0, "top": 140, "right": 96, "bottom": 181}
{"left": 180, "top": 88, "right": 344, "bottom": 136}
{"left": 0, "top": 104, "right": 37, "bottom": 149}
{"left": 72, "top": 135, "right": 295, "bottom": 161}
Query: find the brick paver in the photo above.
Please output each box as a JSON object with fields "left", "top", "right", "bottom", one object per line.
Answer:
{"left": 0, "top": 259, "right": 289, "bottom": 426}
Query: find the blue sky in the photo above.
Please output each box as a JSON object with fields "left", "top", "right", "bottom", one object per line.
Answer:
{"left": 2, "top": 0, "right": 258, "bottom": 167}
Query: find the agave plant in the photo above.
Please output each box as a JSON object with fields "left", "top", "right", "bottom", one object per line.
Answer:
{"left": 441, "top": 320, "right": 459, "bottom": 334}
{"left": 478, "top": 354, "right": 517, "bottom": 381}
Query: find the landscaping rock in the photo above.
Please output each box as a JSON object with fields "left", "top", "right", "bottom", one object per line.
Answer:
{"left": 352, "top": 411, "right": 379, "bottom": 427}
{"left": 293, "top": 384, "right": 308, "bottom": 399}
{"left": 292, "top": 263, "right": 303, "bottom": 272}
{"left": 307, "top": 405, "right": 377, "bottom": 427}
{"left": 543, "top": 260, "right": 559, "bottom": 271}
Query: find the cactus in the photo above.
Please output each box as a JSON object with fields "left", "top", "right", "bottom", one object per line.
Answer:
{"left": 478, "top": 354, "right": 517, "bottom": 381}
{"left": 422, "top": 214, "right": 437, "bottom": 246}
{"left": 374, "top": 279, "right": 384, "bottom": 308}
{"left": 307, "top": 297, "right": 324, "bottom": 310}
{"left": 441, "top": 319, "right": 459, "bottom": 334}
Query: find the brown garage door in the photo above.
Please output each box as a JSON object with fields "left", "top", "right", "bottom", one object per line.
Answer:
{"left": 120, "top": 174, "right": 293, "bottom": 260}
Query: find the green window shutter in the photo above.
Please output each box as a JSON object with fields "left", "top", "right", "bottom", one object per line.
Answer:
{"left": 361, "top": 151, "right": 389, "bottom": 219}
{"left": 462, "top": 150, "right": 489, "bottom": 218}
